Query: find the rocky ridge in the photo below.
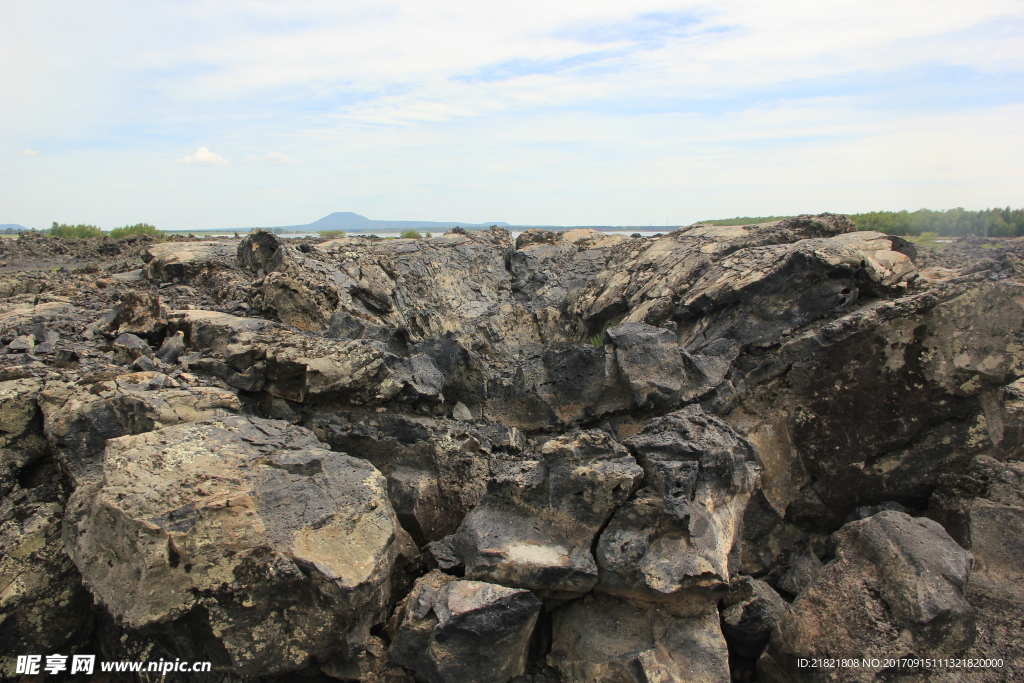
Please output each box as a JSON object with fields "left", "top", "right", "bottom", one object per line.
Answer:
{"left": 0, "top": 217, "right": 1021, "bottom": 681}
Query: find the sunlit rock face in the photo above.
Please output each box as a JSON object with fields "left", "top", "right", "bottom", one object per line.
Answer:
{"left": 64, "top": 415, "right": 414, "bottom": 676}
{"left": 2, "top": 217, "right": 1021, "bottom": 680}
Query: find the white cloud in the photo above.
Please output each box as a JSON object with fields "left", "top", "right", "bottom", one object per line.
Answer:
{"left": 243, "top": 151, "right": 300, "bottom": 165}
{"left": 178, "top": 146, "right": 229, "bottom": 166}
{"left": 20, "top": 148, "right": 39, "bottom": 156}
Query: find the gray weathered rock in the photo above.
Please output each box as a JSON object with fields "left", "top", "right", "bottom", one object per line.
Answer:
{"left": 549, "top": 593, "right": 730, "bottom": 682}
{"left": 724, "top": 278, "right": 1024, "bottom": 531}
{"left": 596, "top": 407, "right": 760, "bottom": 601}
{"left": 568, "top": 214, "right": 859, "bottom": 331}
{"left": 1, "top": 218, "right": 1020, "bottom": 682}
{"left": 389, "top": 570, "right": 541, "bottom": 683}
{"left": 776, "top": 549, "right": 824, "bottom": 598}
{"left": 720, "top": 577, "right": 788, "bottom": 659}
{"left": 309, "top": 411, "right": 525, "bottom": 543}
{"left": 156, "top": 329, "right": 186, "bottom": 363}
{"left": 63, "top": 415, "right": 415, "bottom": 676}
{"left": 0, "top": 466, "right": 93, "bottom": 670}
{"left": 604, "top": 322, "right": 686, "bottom": 411}
{"left": 0, "top": 378, "right": 47, "bottom": 496}
{"left": 452, "top": 430, "right": 643, "bottom": 597}
{"left": 104, "top": 290, "right": 167, "bottom": 338}
{"left": 929, "top": 455, "right": 1024, "bottom": 682}
{"left": 111, "top": 332, "right": 153, "bottom": 362}
{"left": 759, "top": 511, "right": 975, "bottom": 682}
{"left": 40, "top": 371, "right": 240, "bottom": 486}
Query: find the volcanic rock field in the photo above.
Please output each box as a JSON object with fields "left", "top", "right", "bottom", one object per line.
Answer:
{"left": 1, "top": 215, "right": 1022, "bottom": 682}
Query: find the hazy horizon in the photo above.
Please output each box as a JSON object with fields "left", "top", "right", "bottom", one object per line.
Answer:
{"left": 2, "top": 1, "right": 1022, "bottom": 231}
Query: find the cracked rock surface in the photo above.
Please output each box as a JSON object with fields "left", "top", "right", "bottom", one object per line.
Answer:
{"left": 0, "top": 219, "right": 1021, "bottom": 681}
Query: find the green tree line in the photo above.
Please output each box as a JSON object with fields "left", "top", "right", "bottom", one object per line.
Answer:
{"left": 705, "top": 208, "right": 1023, "bottom": 237}
{"left": 848, "top": 207, "right": 1023, "bottom": 237}
{"left": 47, "top": 222, "right": 164, "bottom": 239}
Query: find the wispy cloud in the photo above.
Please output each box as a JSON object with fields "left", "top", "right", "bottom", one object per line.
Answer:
{"left": 177, "top": 146, "right": 229, "bottom": 165}
{"left": 20, "top": 149, "right": 39, "bottom": 156}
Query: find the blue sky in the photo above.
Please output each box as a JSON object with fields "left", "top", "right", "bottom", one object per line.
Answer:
{"left": 2, "top": 0, "right": 1022, "bottom": 230}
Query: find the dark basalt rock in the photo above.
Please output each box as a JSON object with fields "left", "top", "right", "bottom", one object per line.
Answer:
{"left": 720, "top": 576, "right": 788, "bottom": 659}
{"left": 451, "top": 430, "right": 644, "bottom": 597}
{"left": 0, "top": 219, "right": 1019, "bottom": 681}
{"left": 595, "top": 407, "right": 761, "bottom": 601}
{"left": 389, "top": 570, "right": 541, "bottom": 683}
{"left": 63, "top": 415, "right": 415, "bottom": 676}
{"left": 759, "top": 511, "right": 976, "bottom": 682}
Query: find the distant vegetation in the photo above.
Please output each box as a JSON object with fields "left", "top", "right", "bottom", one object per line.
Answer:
{"left": 49, "top": 223, "right": 103, "bottom": 238}
{"left": 400, "top": 229, "right": 432, "bottom": 239}
{"left": 849, "top": 207, "right": 1023, "bottom": 237}
{"left": 109, "top": 223, "right": 164, "bottom": 239}
{"left": 319, "top": 230, "right": 346, "bottom": 238}
{"left": 46, "top": 222, "right": 164, "bottom": 239}
{"left": 703, "top": 208, "right": 1022, "bottom": 237}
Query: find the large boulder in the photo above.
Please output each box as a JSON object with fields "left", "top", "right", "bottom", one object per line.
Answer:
{"left": 759, "top": 511, "right": 975, "bottom": 682}
{"left": 0, "top": 461, "right": 93, "bottom": 667}
{"left": 604, "top": 322, "right": 687, "bottom": 411}
{"left": 63, "top": 415, "right": 415, "bottom": 676}
{"left": 308, "top": 411, "right": 526, "bottom": 544}
{"left": 169, "top": 309, "right": 448, "bottom": 406}
{"left": 388, "top": 570, "right": 541, "bottom": 683}
{"left": 596, "top": 407, "right": 761, "bottom": 601}
{"left": 0, "top": 378, "right": 47, "bottom": 496}
{"left": 103, "top": 290, "right": 167, "bottom": 340}
{"left": 724, "top": 279, "right": 1024, "bottom": 531}
{"left": 929, "top": 455, "right": 1024, "bottom": 682}
{"left": 142, "top": 240, "right": 240, "bottom": 285}
{"left": 450, "top": 430, "right": 643, "bottom": 597}
{"left": 39, "top": 371, "right": 240, "bottom": 486}
{"left": 568, "top": 214, "right": 859, "bottom": 330}
{"left": 549, "top": 593, "right": 730, "bottom": 682}
{"left": 719, "top": 576, "right": 788, "bottom": 659}
{"left": 673, "top": 231, "right": 916, "bottom": 353}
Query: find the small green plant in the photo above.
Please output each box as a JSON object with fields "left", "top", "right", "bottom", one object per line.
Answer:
{"left": 425, "top": 232, "right": 432, "bottom": 238}
{"left": 49, "top": 222, "right": 103, "bottom": 238}
{"left": 400, "top": 229, "right": 422, "bottom": 239}
{"left": 590, "top": 334, "right": 604, "bottom": 348}
{"left": 319, "top": 230, "right": 346, "bottom": 238}
{"left": 109, "top": 223, "right": 164, "bottom": 239}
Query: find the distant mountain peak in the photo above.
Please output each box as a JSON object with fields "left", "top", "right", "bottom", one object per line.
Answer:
{"left": 283, "top": 212, "right": 509, "bottom": 231}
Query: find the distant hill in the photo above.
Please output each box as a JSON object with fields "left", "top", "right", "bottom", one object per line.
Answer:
{"left": 0, "top": 224, "right": 30, "bottom": 233}
{"left": 256, "top": 212, "right": 511, "bottom": 233}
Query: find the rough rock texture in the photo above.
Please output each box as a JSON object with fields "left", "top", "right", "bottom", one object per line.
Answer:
{"left": 40, "top": 371, "right": 240, "bottom": 485}
{"left": 0, "top": 377, "right": 47, "bottom": 496}
{"left": 63, "top": 415, "right": 415, "bottom": 676}
{"left": 928, "top": 454, "right": 1024, "bottom": 682}
{"left": 452, "top": 430, "right": 643, "bottom": 597}
{"left": 759, "top": 511, "right": 975, "bottom": 682}
{"left": 308, "top": 410, "right": 526, "bottom": 543}
{"left": 0, "top": 460, "right": 93, "bottom": 661}
{"left": 389, "top": 570, "right": 541, "bottom": 683}
{"left": 596, "top": 407, "right": 761, "bottom": 601}
{"left": 0, "top": 221, "right": 1020, "bottom": 680}
{"left": 720, "top": 577, "right": 788, "bottom": 659}
{"left": 549, "top": 593, "right": 730, "bottom": 682}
